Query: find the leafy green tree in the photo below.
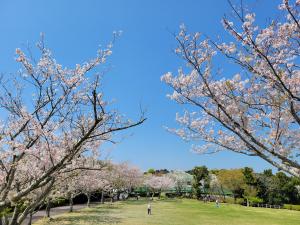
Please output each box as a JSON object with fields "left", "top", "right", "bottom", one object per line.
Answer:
{"left": 217, "top": 169, "right": 245, "bottom": 203}
{"left": 285, "top": 177, "right": 300, "bottom": 204}
{"left": 257, "top": 170, "right": 300, "bottom": 205}
{"left": 242, "top": 167, "right": 256, "bottom": 186}
{"left": 190, "top": 166, "right": 209, "bottom": 199}
{"left": 242, "top": 167, "right": 258, "bottom": 206}
{"left": 256, "top": 170, "right": 273, "bottom": 204}
{"left": 269, "top": 172, "right": 291, "bottom": 204}
{"left": 147, "top": 168, "right": 155, "bottom": 174}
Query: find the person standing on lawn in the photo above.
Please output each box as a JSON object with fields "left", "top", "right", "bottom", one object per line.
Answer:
{"left": 147, "top": 203, "right": 152, "bottom": 215}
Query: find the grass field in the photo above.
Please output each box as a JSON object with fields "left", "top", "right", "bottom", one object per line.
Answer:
{"left": 34, "top": 199, "right": 300, "bottom": 225}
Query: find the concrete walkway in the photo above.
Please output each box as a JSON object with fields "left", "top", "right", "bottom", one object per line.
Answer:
{"left": 22, "top": 203, "right": 90, "bottom": 225}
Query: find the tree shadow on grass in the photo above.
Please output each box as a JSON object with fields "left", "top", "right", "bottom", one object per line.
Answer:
{"left": 120, "top": 200, "right": 148, "bottom": 206}
{"left": 50, "top": 214, "right": 121, "bottom": 224}
{"left": 45, "top": 207, "right": 122, "bottom": 224}
{"left": 159, "top": 199, "right": 182, "bottom": 203}
{"left": 91, "top": 205, "right": 121, "bottom": 210}
{"left": 121, "top": 198, "right": 183, "bottom": 206}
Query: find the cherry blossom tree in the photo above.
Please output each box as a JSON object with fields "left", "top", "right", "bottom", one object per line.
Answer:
{"left": 167, "top": 170, "right": 193, "bottom": 196}
{"left": 54, "top": 172, "right": 83, "bottom": 213}
{"left": 209, "top": 173, "right": 226, "bottom": 201}
{"left": 42, "top": 157, "right": 109, "bottom": 215}
{"left": 77, "top": 169, "right": 110, "bottom": 207}
{"left": 0, "top": 34, "right": 145, "bottom": 225}
{"left": 108, "top": 162, "right": 143, "bottom": 201}
{"left": 144, "top": 175, "right": 175, "bottom": 199}
{"left": 162, "top": 0, "right": 300, "bottom": 177}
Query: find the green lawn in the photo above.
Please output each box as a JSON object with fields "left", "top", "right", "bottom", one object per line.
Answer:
{"left": 34, "top": 199, "right": 300, "bottom": 225}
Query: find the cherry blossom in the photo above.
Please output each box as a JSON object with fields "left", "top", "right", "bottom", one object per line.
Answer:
{"left": 167, "top": 171, "right": 193, "bottom": 195}
{"left": 0, "top": 35, "right": 145, "bottom": 225}
{"left": 144, "top": 175, "right": 175, "bottom": 199}
{"left": 162, "top": 0, "right": 300, "bottom": 178}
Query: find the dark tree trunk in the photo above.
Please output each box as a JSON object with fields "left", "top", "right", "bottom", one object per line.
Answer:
{"left": 86, "top": 193, "right": 91, "bottom": 207}
{"left": 220, "top": 185, "right": 226, "bottom": 201}
{"left": 27, "top": 213, "right": 32, "bottom": 225}
{"left": 46, "top": 200, "right": 51, "bottom": 218}
{"left": 101, "top": 191, "right": 104, "bottom": 204}
{"left": 110, "top": 191, "right": 114, "bottom": 203}
{"left": 1, "top": 215, "right": 8, "bottom": 225}
{"left": 69, "top": 196, "right": 74, "bottom": 212}
{"left": 9, "top": 206, "right": 20, "bottom": 225}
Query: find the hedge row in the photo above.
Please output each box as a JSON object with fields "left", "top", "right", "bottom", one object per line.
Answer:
{"left": 283, "top": 204, "right": 300, "bottom": 211}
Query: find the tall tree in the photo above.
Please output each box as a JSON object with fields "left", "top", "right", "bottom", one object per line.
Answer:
{"left": 256, "top": 169, "right": 274, "bottom": 204}
{"left": 168, "top": 170, "right": 193, "bottom": 196}
{"left": 0, "top": 35, "right": 145, "bottom": 225}
{"left": 144, "top": 175, "right": 175, "bottom": 199}
{"left": 217, "top": 169, "right": 245, "bottom": 202}
{"left": 190, "top": 166, "right": 209, "bottom": 199}
{"left": 242, "top": 167, "right": 258, "bottom": 206}
{"left": 162, "top": 0, "right": 300, "bottom": 177}
{"left": 109, "top": 162, "right": 144, "bottom": 201}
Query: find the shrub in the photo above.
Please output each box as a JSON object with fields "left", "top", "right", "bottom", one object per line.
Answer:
{"left": 283, "top": 204, "right": 300, "bottom": 211}
{"left": 248, "top": 197, "right": 263, "bottom": 206}
{"left": 224, "top": 197, "right": 235, "bottom": 204}
{"left": 224, "top": 197, "right": 244, "bottom": 205}
{"left": 165, "top": 192, "right": 177, "bottom": 198}
{"left": 52, "top": 197, "right": 68, "bottom": 207}
{"left": 235, "top": 198, "right": 244, "bottom": 205}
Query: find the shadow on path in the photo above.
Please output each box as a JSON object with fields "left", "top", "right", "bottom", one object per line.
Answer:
{"left": 22, "top": 203, "right": 89, "bottom": 225}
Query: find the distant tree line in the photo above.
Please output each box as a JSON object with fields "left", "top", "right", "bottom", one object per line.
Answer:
{"left": 143, "top": 166, "right": 300, "bottom": 207}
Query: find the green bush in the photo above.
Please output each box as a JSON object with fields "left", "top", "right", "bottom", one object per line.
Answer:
{"left": 159, "top": 192, "right": 167, "bottom": 200}
{"left": 283, "top": 204, "right": 300, "bottom": 211}
{"left": 52, "top": 197, "right": 67, "bottom": 207}
{"left": 248, "top": 196, "right": 263, "bottom": 206}
{"left": 236, "top": 198, "right": 244, "bottom": 205}
{"left": 224, "top": 197, "right": 244, "bottom": 205}
{"left": 224, "top": 197, "right": 235, "bottom": 204}
{"left": 0, "top": 207, "right": 11, "bottom": 217}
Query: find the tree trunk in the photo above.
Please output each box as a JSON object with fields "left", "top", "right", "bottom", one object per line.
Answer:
{"left": 1, "top": 216, "right": 8, "bottom": 225}
{"left": 151, "top": 192, "right": 154, "bottom": 200}
{"left": 246, "top": 198, "right": 249, "bottom": 207}
{"left": 27, "top": 213, "right": 32, "bottom": 225}
{"left": 86, "top": 193, "right": 91, "bottom": 207}
{"left": 101, "top": 191, "right": 104, "bottom": 204}
{"left": 110, "top": 192, "right": 114, "bottom": 203}
{"left": 69, "top": 196, "right": 74, "bottom": 212}
{"left": 9, "top": 206, "right": 20, "bottom": 225}
{"left": 46, "top": 199, "right": 51, "bottom": 218}
{"left": 220, "top": 185, "right": 226, "bottom": 201}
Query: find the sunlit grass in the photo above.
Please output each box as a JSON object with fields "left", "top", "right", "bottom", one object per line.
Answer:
{"left": 34, "top": 198, "right": 300, "bottom": 225}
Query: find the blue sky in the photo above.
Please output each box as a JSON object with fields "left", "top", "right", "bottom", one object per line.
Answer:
{"left": 0, "top": 0, "right": 280, "bottom": 172}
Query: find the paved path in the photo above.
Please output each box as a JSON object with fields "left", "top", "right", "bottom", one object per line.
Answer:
{"left": 22, "top": 203, "right": 91, "bottom": 225}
